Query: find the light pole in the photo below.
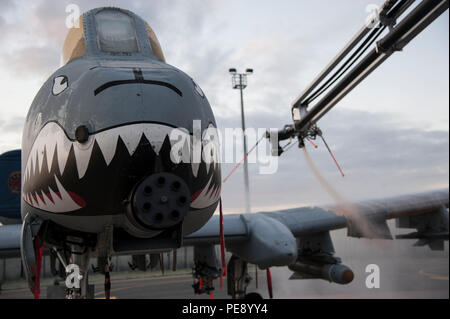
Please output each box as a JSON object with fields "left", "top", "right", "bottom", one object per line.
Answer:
{"left": 229, "top": 68, "right": 253, "bottom": 214}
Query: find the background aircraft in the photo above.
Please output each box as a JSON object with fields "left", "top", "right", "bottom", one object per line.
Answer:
{"left": 0, "top": 0, "right": 448, "bottom": 299}
{"left": 0, "top": 150, "right": 21, "bottom": 225}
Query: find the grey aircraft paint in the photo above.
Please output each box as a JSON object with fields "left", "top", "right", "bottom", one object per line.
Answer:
{"left": 2, "top": 4, "right": 446, "bottom": 298}
{"left": 21, "top": 7, "right": 221, "bottom": 237}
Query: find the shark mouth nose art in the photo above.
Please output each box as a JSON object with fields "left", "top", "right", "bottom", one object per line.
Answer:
{"left": 22, "top": 122, "right": 221, "bottom": 214}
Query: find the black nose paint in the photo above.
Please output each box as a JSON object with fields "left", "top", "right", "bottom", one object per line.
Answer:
{"left": 75, "top": 125, "right": 90, "bottom": 143}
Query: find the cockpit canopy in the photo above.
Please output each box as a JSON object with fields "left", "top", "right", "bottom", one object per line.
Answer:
{"left": 61, "top": 8, "right": 165, "bottom": 65}
{"left": 96, "top": 9, "right": 139, "bottom": 53}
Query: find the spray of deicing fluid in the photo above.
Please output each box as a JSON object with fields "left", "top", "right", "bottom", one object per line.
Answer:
{"left": 302, "top": 148, "right": 377, "bottom": 239}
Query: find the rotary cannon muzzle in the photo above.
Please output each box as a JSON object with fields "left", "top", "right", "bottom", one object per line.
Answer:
{"left": 130, "top": 172, "right": 191, "bottom": 230}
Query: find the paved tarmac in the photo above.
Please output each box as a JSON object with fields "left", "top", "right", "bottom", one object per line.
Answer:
{"left": 1, "top": 231, "right": 448, "bottom": 299}
{"left": 0, "top": 250, "right": 447, "bottom": 299}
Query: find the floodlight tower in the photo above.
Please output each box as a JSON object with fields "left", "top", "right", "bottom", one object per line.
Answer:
{"left": 229, "top": 68, "right": 253, "bottom": 214}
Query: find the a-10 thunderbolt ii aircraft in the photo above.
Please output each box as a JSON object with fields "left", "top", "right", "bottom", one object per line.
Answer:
{"left": 0, "top": 1, "right": 448, "bottom": 299}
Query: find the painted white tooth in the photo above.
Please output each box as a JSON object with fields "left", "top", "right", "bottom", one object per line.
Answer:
{"left": 42, "top": 187, "right": 58, "bottom": 212}
{"left": 25, "top": 157, "right": 30, "bottom": 178}
{"left": 33, "top": 132, "right": 44, "bottom": 174}
{"left": 143, "top": 124, "right": 173, "bottom": 155}
{"left": 56, "top": 131, "right": 72, "bottom": 175}
{"left": 45, "top": 139, "right": 57, "bottom": 172}
{"left": 32, "top": 157, "right": 36, "bottom": 178}
{"left": 25, "top": 123, "right": 49, "bottom": 180}
{"left": 26, "top": 148, "right": 36, "bottom": 181}
{"left": 25, "top": 157, "right": 31, "bottom": 181}
{"left": 31, "top": 192, "right": 39, "bottom": 207}
{"left": 208, "top": 187, "right": 215, "bottom": 199}
{"left": 36, "top": 190, "right": 47, "bottom": 208}
{"left": 206, "top": 162, "right": 211, "bottom": 174}
{"left": 47, "top": 186, "right": 61, "bottom": 212}
{"left": 24, "top": 193, "right": 31, "bottom": 204}
{"left": 45, "top": 123, "right": 63, "bottom": 171}
{"left": 214, "top": 187, "right": 220, "bottom": 200}
{"left": 35, "top": 148, "right": 41, "bottom": 175}
{"left": 54, "top": 176, "right": 82, "bottom": 211}
{"left": 73, "top": 144, "right": 94, "bottom": 179}
{"left": 119, "top": 124, "right": 143, "bottom": 155}
{"left": 216, "top": 186, "right": 222, "bottom": 200}
{"left": 213, "top": 187, "right": 219, "bottom": 201}
{"left": 190, "top": 134, "right": 201, "bottom": 177}
{"left": 191, "top": 163, "right": 200, "bottom": 178}
{"left": 25, "top": 123, "right": 70, "bottom": 176}
{"left": 191, "top": 176, "right": 214, "bottom": 209}
{"left": 42, "top": 189, "right": 53, "bottom": 205}
{"left": 47, "top": 188, "right": 64, "bottom": 213}
{"left": 37, "top": 144, "right": 46, "bottom": 174}
{"left": 29, "top": 157, "right": 34, "bottom": 180}
{"left": 210, "top": 187, "right": 216, "bottom": 201}
{"left": 96, "top": 130, "right": 119, "bottom": 166}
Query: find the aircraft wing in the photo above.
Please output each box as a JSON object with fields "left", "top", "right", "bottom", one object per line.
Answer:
{"left": 0, "top": 189, "right": 447, "bottom": 263}
{"left": 185, "top": 189, "right": 449, "bottom": 268}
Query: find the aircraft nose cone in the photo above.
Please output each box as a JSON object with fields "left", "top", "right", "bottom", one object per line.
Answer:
{"left": 342, "top": 269, "right": 355, "bottom": 284}
{"left": 129, "top": 172, "right": 191, "bottom": 230}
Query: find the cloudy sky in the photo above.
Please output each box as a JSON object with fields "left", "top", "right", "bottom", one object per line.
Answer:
{"left": 0, "top": 0, "right": 448, "bottom": 213}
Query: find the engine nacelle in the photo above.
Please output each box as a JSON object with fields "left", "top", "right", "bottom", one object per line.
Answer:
{"left": 227, "top": 215, "right": 297, "bottom": 269}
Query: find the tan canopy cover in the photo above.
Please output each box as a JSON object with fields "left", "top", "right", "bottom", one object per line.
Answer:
{"left": 61, "top": 14, "right": 165, "bottom": 65}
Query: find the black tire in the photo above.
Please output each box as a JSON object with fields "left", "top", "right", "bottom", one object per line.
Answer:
{"left": 133, "top": 254, "right": 147, "bottom": 271}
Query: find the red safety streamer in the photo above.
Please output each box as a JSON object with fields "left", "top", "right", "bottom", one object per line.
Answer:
{"left": 223, "top": 134, "right": 265, "bottom": 183}
{"left": 319, "top": 135, "right": 345, "bottom": 177}
{"left": 104, "top": 263, "right": 111, "bottom": 300}
{"left": 223, "top": 155, "right": 247, "bottom": 184}
{"left": 307, "top": 138, "right": 318, "bottom": 149}
{"left": 34, "top": 235, "right": 43, "bottom": 300}
{"left": 266, "top": 268, "right": 273, "bottom": 299}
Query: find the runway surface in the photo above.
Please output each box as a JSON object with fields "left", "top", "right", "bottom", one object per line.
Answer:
{"left": 0, "top": 247, "right": 448, "bottom": 299}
